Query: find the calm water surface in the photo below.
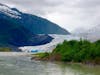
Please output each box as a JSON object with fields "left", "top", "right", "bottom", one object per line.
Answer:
{"left": 0, "top": 56, "right": 100, "bottom": 75}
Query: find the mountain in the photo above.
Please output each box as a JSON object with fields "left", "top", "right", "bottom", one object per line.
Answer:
{"left": 0, "top": 3, "right": 54, "bottom": 47}
{"left": 72, "top": 27, "right": 89, "bottom": 34}
{"left": 72, "top": 25, "right": 100, "bottom": 41}
{"left": 0, "top": 17, "right": 53, "bottom": 47}
{"left": 0, "top": 3, "right": 70, "bottom": 35}
{"left": 87, "top": 25, "right": 100, "bottom": 34}
{"left": 86, "top": 25, "right": 100, "bottom": 41}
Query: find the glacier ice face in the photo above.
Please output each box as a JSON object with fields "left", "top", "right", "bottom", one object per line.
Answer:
{"left": 19, "top": 34, "right": 80, "bottom": 53}
{"left": 0, "top": 3, "right": 21, "bottom": 19}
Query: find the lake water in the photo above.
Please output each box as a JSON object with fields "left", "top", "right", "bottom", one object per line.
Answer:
{"left": 0, "top": 56, "right": 100, "bottom": 75}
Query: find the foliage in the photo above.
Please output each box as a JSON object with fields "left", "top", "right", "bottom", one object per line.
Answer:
{"left": 0, "top": 47, "right": 12, "bottom": 52}
{"left": 40, "top": 40, "right": 100, "bottom": 64}
{"left": 36, "top": 53, "right": 50, "bottom": 59}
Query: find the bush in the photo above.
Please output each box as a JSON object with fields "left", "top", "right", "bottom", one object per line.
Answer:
{"left": 0, "top": 47, "right": 12, "bottom": 52}
{"left": 37, "top": 52, "right": 50, "bottom": 59}
{"left": 38, "top": 39, "right": 100, "bottom": 64}
{"left": 51, "top": 39, "right": 100, "bottom": 64}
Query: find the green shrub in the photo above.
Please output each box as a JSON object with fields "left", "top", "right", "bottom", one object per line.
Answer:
{"left": 51, "top": 39, "right": 100, "bottom": 63}
{"left": 38, "top": 39, "right": 100, "bottom": 64}
{"left": 37, "top": 53, "right": 50, "bottom": 58}
{"left": 0, "top": 47, "right": 12, "bottom": 52}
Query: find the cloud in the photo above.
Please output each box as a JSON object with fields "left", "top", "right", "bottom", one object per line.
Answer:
{"left": 0, "top": 0, "right": 100, "bottom": 32}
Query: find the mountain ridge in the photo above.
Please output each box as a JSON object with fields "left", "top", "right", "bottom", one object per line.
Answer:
{"left": 0, "top": 3, "right": 55, "bottom": 48}
{"left": 0, "top": 3, "right": 70, "bottom": 35}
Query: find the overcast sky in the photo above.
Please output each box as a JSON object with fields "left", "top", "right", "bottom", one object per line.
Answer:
{"left": 0, "top": 0, "right": 100, "bottom": 32}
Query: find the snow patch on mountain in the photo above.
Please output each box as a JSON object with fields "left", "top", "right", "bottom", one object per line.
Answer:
{"left": 0, "top": 3, "right": 21, "bottom": 19}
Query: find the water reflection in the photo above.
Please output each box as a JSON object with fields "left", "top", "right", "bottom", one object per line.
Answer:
{"left": 0, "top": 56, "right": 99, "bottom": 75}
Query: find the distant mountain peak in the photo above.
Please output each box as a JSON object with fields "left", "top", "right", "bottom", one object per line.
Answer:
{"left": 0, "top": 3, "right": 21, "bottom": 19}
{"left": 11, "top": 8, "right": 22, "bottom": 13}
{"left": 73, "top": 25, "right": 100, "bottom": 41}
{"left": 0, "top": 3, "right": 7, "bottom": 6}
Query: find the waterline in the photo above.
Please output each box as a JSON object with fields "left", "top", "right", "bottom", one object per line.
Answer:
{"left": 0, "top": 56, "right": 99, "bottom": 75}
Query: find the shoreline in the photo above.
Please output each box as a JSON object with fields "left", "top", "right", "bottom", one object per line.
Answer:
{"left": 0, "top": 52, "right": 33, "bottom": 57}
{"left": 31, "top": 53, "right": 100, "bottom": 66}
{"left": 32, "top": 57, "right": 100, "bottom": 66}
{"left": 0, "top": 52, "right": 99, "bottom": 66}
